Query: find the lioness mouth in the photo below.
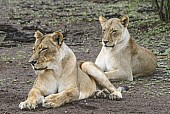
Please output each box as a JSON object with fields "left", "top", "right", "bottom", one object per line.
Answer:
{"left": 105, "top": 45, "right": 115, "bottom": 48}
{"left": 34, "top": 66, "right": 47, "bottom": 70}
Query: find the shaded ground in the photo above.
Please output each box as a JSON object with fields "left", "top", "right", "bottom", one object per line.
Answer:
{"left": 0, "top": 0, "right": 170, "bottom": 114}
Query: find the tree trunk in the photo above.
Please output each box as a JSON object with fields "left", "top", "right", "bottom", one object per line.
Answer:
{"left": 153, "top": 0, "right": 170, "bottom": 22}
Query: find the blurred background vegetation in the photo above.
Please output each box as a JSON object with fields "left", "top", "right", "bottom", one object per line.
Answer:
{"left": 0, "top": 0, "right": 169, "bottom": 70}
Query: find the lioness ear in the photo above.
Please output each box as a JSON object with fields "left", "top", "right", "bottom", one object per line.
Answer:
{"left": 99, "top": 16, "right": 107, "bottom": 26}
{"left": 120, "top": 15, "right": 129, "bottom": 27}
{"left": 51, "top": 31, "right": 64, "bottom": 46}
{"left": 34, "top": 30, "right": 43, "bottom": 39}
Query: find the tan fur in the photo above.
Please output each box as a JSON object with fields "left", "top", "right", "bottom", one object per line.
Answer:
{"left": 19, "top": 31, "right": 123, "bottom": 110}
{"left": 95, "top": 15, "right": 157, "bottom": 81}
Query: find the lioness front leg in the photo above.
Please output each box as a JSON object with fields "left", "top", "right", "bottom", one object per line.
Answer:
{"left": 19, "top": 88, "right": 44, "bottom": 110}
{"left": 80, "top": 62, "right": 123, "bottom": 99}
{"left": 43, "top": 87, "right": 78, "bottom": 108}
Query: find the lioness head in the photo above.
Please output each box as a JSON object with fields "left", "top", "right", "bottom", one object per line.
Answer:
{"left": 99, "top": 15, "right": 129, "bottom": 47}
{"left": 29, "top": 31, "right": 63, "bottom": 72}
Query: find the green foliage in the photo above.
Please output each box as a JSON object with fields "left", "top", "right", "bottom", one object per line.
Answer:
{"left": 0, "top": 53, "right": 11, "bottom": 63}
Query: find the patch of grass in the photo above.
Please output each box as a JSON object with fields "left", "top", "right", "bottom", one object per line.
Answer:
{"left": 26, "top": 80, "right": 34, "bottom": 85}
{"left": 0, "top": 53, "right": 12, "bottom": 63}
{"left": 16, "top": 51, "right": 26, "bottom": 60}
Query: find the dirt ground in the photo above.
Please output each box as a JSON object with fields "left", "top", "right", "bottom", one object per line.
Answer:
{"left": 0, "top": 0, "right": 170, "bottom": 114}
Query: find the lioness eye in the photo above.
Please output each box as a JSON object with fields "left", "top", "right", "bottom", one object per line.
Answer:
{"left": 112, "top": 30, "right": 117, "bottom": 34}
{"left": 102, "top": 29, "right": 105, "bottom": 32}
{"left": 41, "top": 47, "right": 48, "bottom": 52}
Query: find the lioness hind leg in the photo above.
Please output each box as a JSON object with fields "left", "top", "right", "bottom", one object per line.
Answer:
{"left": 105, "top": 70, "right": 133, "bottom": 81}
{"left": 80, "top": 61, "right": 123, "bottom": 99}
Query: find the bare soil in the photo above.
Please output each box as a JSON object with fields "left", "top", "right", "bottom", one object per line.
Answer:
{"left": 0, "top": 0, "right": 170, "bottom": 114}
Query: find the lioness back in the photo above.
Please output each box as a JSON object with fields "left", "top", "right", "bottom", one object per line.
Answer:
{"left": 129, "top": 38, "right": 157, "bottom": 78}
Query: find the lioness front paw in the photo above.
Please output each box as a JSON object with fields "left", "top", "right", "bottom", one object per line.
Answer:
{"left": 94, "top": 89, "right": 108, "bottom": 98}
{"left": 19, "top": 99, "right": 37, "bottom": 110}
{"left": 109, "top": 90, "right": 122, "bottom": 100}
{"left": 94, "top": 90, "right": 106, "bottom": 98}
{"left": 43, "top": 94, "right": 62, "bottom": 108}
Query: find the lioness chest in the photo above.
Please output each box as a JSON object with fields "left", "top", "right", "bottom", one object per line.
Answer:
{"left": 35, "top": 70, "right": 66, "bottom": 96}
{"left": 96, "top": 47, "right": 130, "bottom": 72}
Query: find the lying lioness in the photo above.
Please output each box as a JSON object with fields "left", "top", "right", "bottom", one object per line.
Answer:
{"left": 95, "top": 15, "right": 157, "bottom": 81}
{"left": 19, "top": 31, "right": 128, "bottom": 110}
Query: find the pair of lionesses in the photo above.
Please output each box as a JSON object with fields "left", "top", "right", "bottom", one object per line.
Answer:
{"left": 19, "top": 15, "right": 157, "bottom": 110}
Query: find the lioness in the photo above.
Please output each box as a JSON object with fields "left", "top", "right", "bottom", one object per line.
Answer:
{"left": 19, "top": 31, "right": 127, "bottom": 110}
{"left": 95, "top": 15, "right": 157, "bottom": 81}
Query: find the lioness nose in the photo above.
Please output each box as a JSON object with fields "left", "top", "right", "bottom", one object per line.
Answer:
{"left": 29, "top": 60, "right": 37, "bottom": 65}
{"left": 103, "top": 41, "right": 109, "bottom": 44}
